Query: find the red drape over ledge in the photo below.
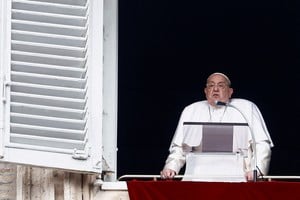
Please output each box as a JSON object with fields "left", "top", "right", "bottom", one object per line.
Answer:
{"left": 127, "top": 180, "right": 300, "bottom": 200}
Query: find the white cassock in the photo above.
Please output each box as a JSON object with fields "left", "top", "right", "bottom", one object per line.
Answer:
{"left": 163, "top": 98, "right": 274, "bottom": 181}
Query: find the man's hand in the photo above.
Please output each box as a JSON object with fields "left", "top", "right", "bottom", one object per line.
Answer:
{"left": 160, "top": 169, "right": 176, "bottom": 179}
{"left": 246, "top": 170, "right": 260, "bottom": 181}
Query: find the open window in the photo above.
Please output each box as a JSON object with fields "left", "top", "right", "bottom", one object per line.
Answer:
{"left": 0, "top": 0, "right": 117, "bottom": 177}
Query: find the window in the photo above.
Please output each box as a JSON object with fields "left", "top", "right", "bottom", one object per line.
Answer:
{"left": 0, "top": 0, "right": 117, "bottom": 175}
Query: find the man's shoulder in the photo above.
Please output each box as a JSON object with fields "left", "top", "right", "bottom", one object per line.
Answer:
{"left": 184, "top": 100, "right": 207, "bottom": 109}
{"left": 230, "top": 98, "right": 255, "bottom": 106}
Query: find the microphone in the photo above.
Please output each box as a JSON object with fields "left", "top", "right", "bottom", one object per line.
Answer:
{"left": 214, "top": 100, "right": 258, "bottom": 182}
{"left": 215, "top": 101, "right": 228, "bottom": 106}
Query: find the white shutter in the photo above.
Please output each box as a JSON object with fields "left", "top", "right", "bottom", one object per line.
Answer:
{"left": 0, "top": 0, "right": 103, "bottom": 173}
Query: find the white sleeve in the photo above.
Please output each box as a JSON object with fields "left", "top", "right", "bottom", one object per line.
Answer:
{"left": 256, "top": 141, "right": 272, "bottom": 175}
{"left": 244, "top": 140, "right": 272, "bottom": 176}
{"left": 163, "top": 144, "right": 186, "bottom": 174}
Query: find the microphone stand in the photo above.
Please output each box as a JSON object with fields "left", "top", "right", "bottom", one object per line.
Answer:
{"left": 216, "top": 101, "right": 258, "bottom": 182}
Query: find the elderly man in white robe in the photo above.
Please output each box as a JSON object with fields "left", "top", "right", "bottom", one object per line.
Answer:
{"left": 160, "top": 72, "right": 273, "bottom": 181}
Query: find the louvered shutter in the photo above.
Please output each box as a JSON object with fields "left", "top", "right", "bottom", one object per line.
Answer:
{"left": 0, "top": 0, "right": 103, "bottom": 173}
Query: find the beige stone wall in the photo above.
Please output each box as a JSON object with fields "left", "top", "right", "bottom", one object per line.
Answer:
{"left": 0, "top": 163, "right": 129, "bottom": 200}
{"left": 0, "top": 163, "right": 17, "bottom": 199}
{"left": 0, "top": 163, "right": 96, "bottom": 200}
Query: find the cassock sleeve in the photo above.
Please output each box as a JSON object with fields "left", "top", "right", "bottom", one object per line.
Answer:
{"left": 163, "top": 144, "right": 186, "bottom": 174}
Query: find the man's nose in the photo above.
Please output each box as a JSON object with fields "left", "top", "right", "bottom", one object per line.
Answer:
{"left": 213, "top": 85, "right": 219, "bottom": 90}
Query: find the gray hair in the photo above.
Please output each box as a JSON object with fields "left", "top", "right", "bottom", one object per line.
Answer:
{"left": 207, "top": 72, "right": 231, "bottom": 86}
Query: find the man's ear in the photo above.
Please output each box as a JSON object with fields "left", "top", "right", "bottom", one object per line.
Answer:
{"left": 229, "top": 88, "right": 233, "bottom": 98}
{"left": 204, "top": 87, "right": 208, "bottom": 95}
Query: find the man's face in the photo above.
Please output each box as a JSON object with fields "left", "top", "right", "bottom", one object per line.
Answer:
{"left": 204, "top": 74, "right": 233, "bottom": 106}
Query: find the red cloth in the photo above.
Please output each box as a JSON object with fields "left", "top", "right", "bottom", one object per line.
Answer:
{"left": 127, "top": 180, "right": 300, "bottom": 200}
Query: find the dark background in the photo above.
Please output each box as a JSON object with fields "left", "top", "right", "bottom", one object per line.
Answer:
{"left": 117, "top": 0, "right": 300, "bottom": 178}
